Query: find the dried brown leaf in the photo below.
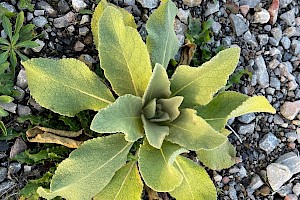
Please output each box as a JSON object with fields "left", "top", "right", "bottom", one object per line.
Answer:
{"left": 178, "top": 40, "right": 197, "bottom": 66}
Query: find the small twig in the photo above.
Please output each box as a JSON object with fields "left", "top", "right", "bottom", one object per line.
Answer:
{"left": 226, "top": 124, "right": 243, "bottom": 143}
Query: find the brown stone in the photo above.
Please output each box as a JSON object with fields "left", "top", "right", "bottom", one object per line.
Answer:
{"left": 280, "top": 101, "right": 300, "bottom": 120}
{"left": 268, "top": 0, "right": 279, "bottom": 25}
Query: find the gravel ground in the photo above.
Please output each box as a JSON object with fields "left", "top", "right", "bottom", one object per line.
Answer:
{"left": 0, "top": 0, "right": 300, "bottom": 199}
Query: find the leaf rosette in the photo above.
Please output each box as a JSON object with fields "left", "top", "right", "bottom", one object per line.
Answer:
{"left": 21, "top": 0, "right": 276, "bottom": 200}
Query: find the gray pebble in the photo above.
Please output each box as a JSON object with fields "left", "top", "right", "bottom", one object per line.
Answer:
{"left": 212, "top": 21, "right": 221, "bottom": 34}
{"left": 32, "top": 39, "right": 45, "bottom": 53}
{"left": 229, "top": 14, "right": 248, "bottom": 37}
{"left": 32, "top": 16, "right": 48, "bottom": 28}
{"left": 8, "top": 163, "right": 21, "bottom": 174}
{"left": 13, "top": 86, "right": 25, "bottom": 101}
{"left": 291, "top": 39, "right": 300, "bottom": 56}
{"left": 280, "top": 9, "right": 296, "bottom": 26}
{"left": 0, "top": 2, "right": 16, "bottom": 13}
{"left": 257, "top": 34, "right": 269, "bottom": 46}
{"left": 0, "top": 167, "right": 7, "bottom": 182}
{"left": 16, "top": 69, "right": 28, "bottom": 89}
{"left": 267, "top": 163, "right": 292, "bottom": 191}
{"left": 80, "top": 15, "right": 90, "bottom": 25}
{"left": 268, "top": 59, "right": 280, "bottom": 70}
{"left": 259, "top": 133, "right": 279, "bottom": 153}
{"left": 239, "top": 0, "right": 260, "bottom": 8}
{"left": 274, "top": 114, "right": 284, "bottom": 125}
{"left": 237, "top": 123, "right": 255, "bottom": 135}
{"left": 74, "top": 41, "right": 85, "bottom": 51}
{"left": 281, "top": 36, "right": 291, "bottom": 50}
{"left": 17, "top": 105, "right": 31, "bottom": 117}
{"left": 254, "top": 55, "right": 269, "bottom": 88}
{"left": 58, "top": 0, "right": 70, "bottom": 14}
{"left": 0, "top": 181, "right": 15, "bottom": 195}
{"left": 37, "top": 1, "right": 57, "bottom": 17}
{"left": 136, "top": 0, "right": 159, "bottom": 9}
{"left": 229, "top": 183, "right": 238, "bottom": 200}
{"left": 53, "top": 12, "right": 75, "bottom": 28}
{"left": 253, "top": 9, "right": 270, "bottom": 24}
{"left": 277, "top": 183, "right": 293, "bottom": 197}
{"left": 249, "top": 174, "right": 264, "bottom": 191}
{"left": 204, "top": 1, "right": 219, "bottom": 17}
{"left": 280, "top": 0, "right": 293, "bottom": 8}
{"left": 237, "top": 113, "right": 255, "bottom": 124}
{"left": 34, "top": 10, "right": 45, "bottom": 16}
{"left": 0, "top": 102, "right": 17, "bottom": 114}
{"left": 285, "top": 132, "right": 298, "bottom": 142}
{"left": 72, "top": 0, "right": 87, "bottom": 12}
{"left": 79, "top": 27, "right": 89, "bottom": 36}
{"left": 276, "top": 152, "right": 300, "bottom": 175}
{"left": 292, "top": 183, "right": 300, "bottom": 196}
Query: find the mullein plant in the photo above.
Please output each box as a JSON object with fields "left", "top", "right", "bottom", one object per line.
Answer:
{"left": 21, "top": 0, "right": 275, "bottom": 199}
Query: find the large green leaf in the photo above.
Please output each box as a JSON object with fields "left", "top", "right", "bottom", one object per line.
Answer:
{"left": 146, "top": 0, "right": 180, "bottom": 69}
{"left": 94, "top": 161, "right": 143, "bottom": 200}
{"left": 98, "top": 6, "right": 152, "bottom": 97}
{"left": 91, "top": 0, "right": 136, "bottom": 50}
{"left": 22, "top": 58, "right": 114, "bottom": 116}
{"left": 0, "top": 95, "right": 14, "bottom": 103}
{"left": 138, "top": 140, "right": 187, "bottom": 192}
{"left": 197, "top": 140, "right": 236, "bottom": 170}
{"left": 170, "top": 156, "right": 217, "bottom": 200}
{"left": 170, "top": 47, "right": 241, "bottom": 107}
{"left": 37, "top": 134, "right": 133, "bottom": 200}
{"left": 143, "top": 63, "right": 171, "bottom": 105}
{"left": 166, "top": 109, "right": 227, "bottom": 151}
{"left": 197, "top": 91, "right": 276, "bottom": 132}
{"left": 91, "top": 94, "right": 144, "bottom": 142}
{"left": 141, "top": 115, "right": 169, "bottom": 149}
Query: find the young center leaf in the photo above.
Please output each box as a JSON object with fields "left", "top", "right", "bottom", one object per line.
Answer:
{"left": 141, "top": 115, "right": 169, "bottom": 149}
{"left": 91, "top": 0, "right": 136, "bottom": 50}
{"left": 37, "top": 134, "right": 133, "bottom": 200}
{"left": 166, "top": 109, "right": 227, "bottom": 151}
{"left": 22, "top": 58, "right": 114, "bottom": 116}
{"left": 142, "top": 63, "right": 171, "bottom": 105}
{"left": 138, "top": 140, "right": 188, "bottom": 192}
{"left": 197, "top": 140, "right": 236, "bottom": 170}
{"left": 170, "top": 47, "right": 241, "bottom": 108}
{"left": 146, "top": 0, "right": 180, "bottom": 69}
{"left": 98, "top": 6, "right": 152, "bottom": 97}
{"left": 91, "top": 94, "right": 144, "bottom": 142}
{"left": 94, "top": 161, "right": 143, "bottom": 200}
{"left": 170, "top": 156, "right": 217, "bottom": 200}
{"left": 197, "top": 91, "right": 276, "bottom": 132}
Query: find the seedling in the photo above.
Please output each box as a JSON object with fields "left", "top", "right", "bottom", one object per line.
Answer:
{"left": 22, "top": 0, "right": 275, "bottom": 199}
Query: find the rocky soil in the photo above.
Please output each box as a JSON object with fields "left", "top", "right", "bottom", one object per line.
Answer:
{"left": 0, "top": 0, "right": 300, "bottom": 199}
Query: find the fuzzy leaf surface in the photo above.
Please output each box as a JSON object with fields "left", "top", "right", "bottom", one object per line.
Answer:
{"left": 37, "top": 134, "right": 132, "bottom": 200}
{"left": 91, "top": 0, "right": 136, "bottom": 50}
{"left": 143, "top": 63, "right": 171, "bottom": 105}
{"left": 170, "top": 47, "right": 240, "bottom": 107}
{"left": 197, "top": 140, "right": 236, "bottom": 170}
{"left": 142, "top": 115, "right": 169, "bottom": 149}
{"left": 138, "top": 140, "right": 187, "bottom": 192}
{"left": 166, "top": 109, "right": 227, "bottom": 151}
{"left": 170, "top": 156, "right": 217, "bottom": 200}
{"left": 157, "top": 96, "right": 183, "bottom": 122}
{"left": 146, "top": 0, "right": 180, "bottom": 69}
{"left": 197, "top": 91, "right": 276, "bottom": 132}
{"left": 98, "top": 7, "right": 152, "bottom": 97}
{"left": 22, "top": 58, "right": 114, "bottom": 116}
{"left": 91, "top": 94, "right": 144, "bottom": 142}
{"left": 94, "top": 161, "right": 143, "bottom": 200}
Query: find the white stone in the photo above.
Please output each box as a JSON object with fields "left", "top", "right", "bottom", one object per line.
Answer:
{"left": 72, "top": 0, "right": 87, "bottom": 12}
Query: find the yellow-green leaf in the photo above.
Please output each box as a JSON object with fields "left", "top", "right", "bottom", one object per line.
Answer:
{"left": 22, "top": 58, "right": 114, "bottom": 117}
{"left": 166, "top": 109, "right": 227, "bottom": 151}
{"left": 143, "top": 63, "right": 171, "bottom": 105}
{"left": 94, "top": 161, "right": 143, "bottom": 200}
{"left": 91, "top": 94, "right": 144, "bottom": 142}
{"left": 146, "top": 0, "right": 180, "bottom": 69}
{"left": 91, "top": 0, "right": 136, "bottom": 50}
{"left": 197, "top": 91, "right": 276, "bottom": 132}
{"left": 37, "top": 134, "right": 133, "bottom": 200}
{"left": 170, "top": 156, "right": 217, "bottom": 200}
{"left": 141, "top": 115, "right": 169, "bottom": 149}
{"left": 138, "top": 140, "right": 187, "bottom": 192}
{"left": 98, "top": 6, "right": 152, "bottom": 97}
{"left": 197, "top": 140, "right": 236, "bottom": 170}
{"left": 170, "top": 47, "right": 241, "bottom": 107}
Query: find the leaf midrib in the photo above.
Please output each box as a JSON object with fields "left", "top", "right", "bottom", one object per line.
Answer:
{"left": 175, "top": 159, "right": 195, "bottom": 199}
{"left": 115, "top": 162, "right": 135, "bottom": 198}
